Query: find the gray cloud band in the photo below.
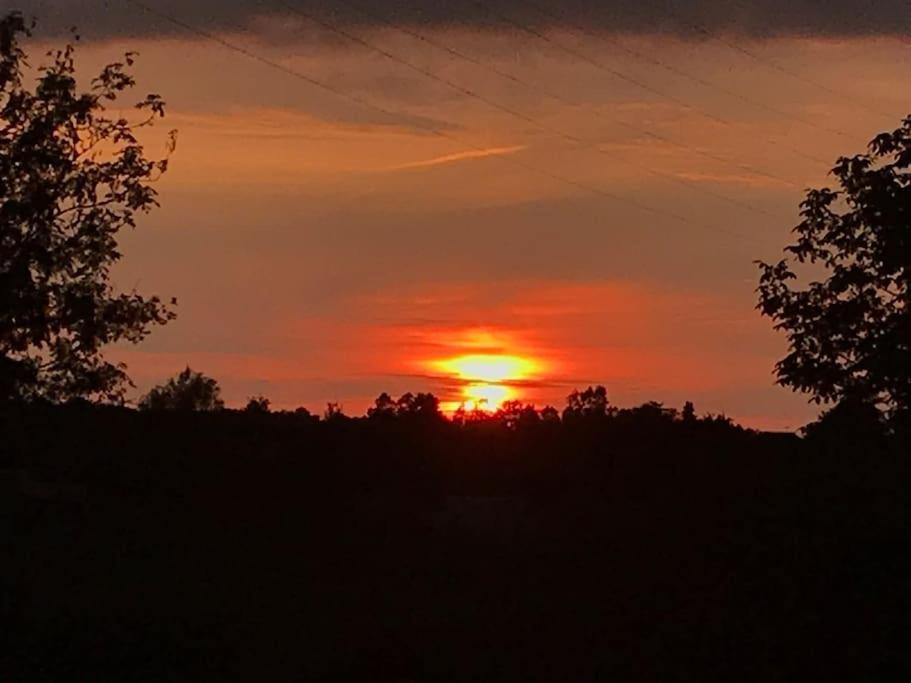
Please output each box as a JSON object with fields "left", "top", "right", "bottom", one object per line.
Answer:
{"left": 13, "top": 0, "right": 911, "bottom": 40}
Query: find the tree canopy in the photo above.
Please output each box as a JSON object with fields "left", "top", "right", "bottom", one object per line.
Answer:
{"left": 245, "top": 395, "right": 272, "bottom": 414}
{"left": 758, "top": 117, "right": 911, "bottom": 417}
{"left": 139, "top": 367, "right": 223, "bottom": 412}
{"left": 0, "top": 12, "right": 175, "bottom": 403}
{"left": 367, "top": 391, "right": 442, "bottom": 420}
{"left": 562, "top": 385, "right": 612, "bottom": 422}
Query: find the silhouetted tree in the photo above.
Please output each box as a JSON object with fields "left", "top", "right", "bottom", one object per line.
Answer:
{"left": 367, "top": 392, "right": 397, "bottom": 419}
{"left": 367, "top": 392, "right": 441, "bottom": 420}
{"left": 245, "top": 395, "right": 271, "bottom": 414}
{"left": 453, "top": 402, "right": 493, "bottom": 425}
{"left": 539, "top": 405, "right": 561, "bottom": 423}
{"left": 681, "top": 401, "right": 697, "bottom": 423}
{"left": 395, "top": 392, "right": 441, "bottom": 419}
{"left": 496, "top": 400, "right": 523, "bottom": 428}
{"left": 0, "top": 13, "right": 176, "bottom": 403}
{"left": 757, "top": 117, "right": 911, "bottom": 416}
{"left": 563, "top": 385, "right": 612, "bottom": 421}
{"left": 628, "top": 401, "right": 676, "bottom": 422}
{"left": 139, "top": 367, "right": 223, "bottom": 412}
{"left": 701, "top": 413, "right": 739, "bottom": 431}
{"left": 451, "top": 403, "right": 468, "bottom": 426}
{"left": 495, "top": 400, "right": 539, "bottom": 429}
{"left": 323, "top": 402, "right": 345, "bottom": 421}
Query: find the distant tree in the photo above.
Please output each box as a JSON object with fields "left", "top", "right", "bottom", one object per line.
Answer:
{"left": 563, "top": 385, "right": 612, "bottom": 421}
{"left": 367, "top": 392, "right": 397, "bottom": 419}
{"left": 495, "top": 400, "right": 524, "bottom": 428}
{"left": 452, "top": 402, "right": 492, "bottom": 425}
{"left": 451, "top": 403, "right": 468, "bottom": 426}
{"left": 395, "top": 392, "right": 441, "bottom": 419}
{"left": 495, "top": 400, "right": 539, "bottom": 429}
{"left": 701, "top": 413, "right": 741, "bottom": 432}
{"left": 628, "top": 401, "right": 676, "bottom": 422}
{"left": 245, "top": 395, "right": 271, "bottom": 414}
{"left": 323, "top": 402, "right": 345, "bottom": 421}
{"left": 139, "top": 367, "right": 223, "bottom": 412}
{"left": 681, "top": 401, "right": 697, "bottom": 423}
{"left": 757, "top": 117, "right": 911, "bottom": 417}
{"left": 292, "top": 406, "right": 317, "bottom": 423}
{"left": 367, "top": 392, "right": 441, "bottom": 420}
{"left": 0, "top": 13, "right": 177, "bottom": 403}
{"left": 539, "top": 405, "right": 561, "bottom": 423}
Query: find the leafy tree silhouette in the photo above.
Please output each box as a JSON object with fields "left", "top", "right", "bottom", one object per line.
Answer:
{"left": 368, "top": 391, "right": 442, "bottom": 420}
{"left": 323, "top": 402, "right": 345, "bottom": 421}
{"left": 563, "top": 385, "right": 612, "bottom": 422}
{"left": 0, "top": 13, "right": 177, "bottom": 403}
{"left": 367, "top": 392, "right": 397, "bottom": 419}
{"left": 495, "top": 400, "right": 539, "bottom": 429}
{"left": 758, "top": 117, "right": 911, "bottom": 417}
{"left": 139, "top": 367, "right": 223, "bottom": 412}
{"left": 245, "top": 395, "right": 271, "bottom": 414}
{"left": 451, "top": 402, "right": 491, "bottom": 425}
{"left": 539, "top": 405, "right": 561, "bottom": 423}
{"left": 627, "top": 401, "right": 676, "bottom": 422}
{"left": 681, "top": 400, "right": 697, "bottom": 423}
{"left": 395, "top": 392, "right": 441, "bottom": 419}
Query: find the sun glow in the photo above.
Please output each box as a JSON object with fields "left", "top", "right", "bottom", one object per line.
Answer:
{"left": 431, "top": 352, "right": 542, "bottom": 412}
{"left": 434, "top": 354, "right": 538, "bottom": 383}
{"left": 461, "top": 383, "right": 514, "bottom": 411}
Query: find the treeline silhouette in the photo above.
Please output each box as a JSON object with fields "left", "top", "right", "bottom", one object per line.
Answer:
{"left": 3, "top": 388, "right": 909, "bottom": 682}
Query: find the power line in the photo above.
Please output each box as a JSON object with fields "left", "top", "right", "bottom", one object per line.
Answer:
{"left": 658, "top": 0, "right": 898, "bottom": 123}
{"left": 331, "top": 0, "right": 805, "bottom": 194}
{"left": 124, "top": 0, "right": 765, "bottom": 246}
{"left": 275, "top": 0, "right": 787, "bottom": 219}
{"left": 474, "top": 1, "right": 832, "bottom": 167}
{"left": 516, "top": 0, "right": 862, "bottom": 142}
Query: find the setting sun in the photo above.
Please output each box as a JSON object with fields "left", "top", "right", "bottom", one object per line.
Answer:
{"left": 430, "top": 352, "right": 542, "bottom": 411}
{"left": 434, "top": 354, "right": 539, "bottom": 383}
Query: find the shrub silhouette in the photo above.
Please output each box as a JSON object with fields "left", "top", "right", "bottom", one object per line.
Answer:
{"left": 245, "top": 395, "right": 271, "bottom": 414}
{"left": 139, "top": 367, "right": 223, "bottom": 412}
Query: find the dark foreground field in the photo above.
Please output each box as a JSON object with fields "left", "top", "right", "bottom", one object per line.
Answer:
{"left": 3, "top": 404, "right": 909, "bottom": 681}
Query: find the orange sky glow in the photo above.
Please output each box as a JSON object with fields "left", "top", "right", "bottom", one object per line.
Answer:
{"left": 39, "top": 12, "right": 910, "bottom": 430}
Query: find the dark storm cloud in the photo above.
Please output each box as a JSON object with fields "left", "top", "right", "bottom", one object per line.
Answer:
{"left": 13, "top": 0, "right": 911, "bottom": 41}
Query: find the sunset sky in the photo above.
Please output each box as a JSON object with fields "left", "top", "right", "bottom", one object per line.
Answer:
{"left": 23, "top": 0, "right": 911, "bottom": 428}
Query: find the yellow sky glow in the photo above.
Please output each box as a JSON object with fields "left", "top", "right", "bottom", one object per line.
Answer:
{"left": 461, "top": 383, "right": 514, "bottom": 411}
{"left": 430, "top": 352, "right": 542, "bottom": 411}
{"left": 433, "top": 354, "right": 539, "bottom": 383}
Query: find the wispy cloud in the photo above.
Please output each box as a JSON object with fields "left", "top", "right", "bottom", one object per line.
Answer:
{"left": 673, "top": 170, "right": 794, "bottom": 189}
{"left": 387, "top": 145, "right": 527, "bottom": 171}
